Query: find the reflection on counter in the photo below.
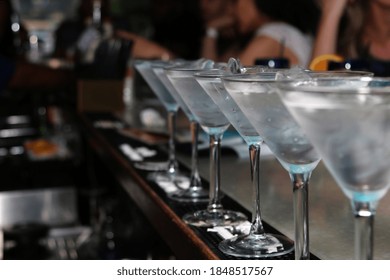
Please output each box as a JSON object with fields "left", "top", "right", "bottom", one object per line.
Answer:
{"left": 190, "top": 153, "right": 390, "bottom": 260}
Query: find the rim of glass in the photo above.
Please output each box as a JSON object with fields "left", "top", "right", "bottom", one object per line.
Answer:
{"left": 308, "top": 70, "right": 374, "bottom": 77}
{"left": 221, "top": 72, "right": 277, "bottom": 82}
{"left": 276, "top": 77, "right": 390, "bottom": 95}
{"left": 165, "top": 66, "right": 209, "bottom": 72}
{"left": 221, "top": 69, "right": 373, "bottom": 81}
{"left": 193, "top": 66, "right": 292, "bottom": 78}
{"left": 194, "top": 68, "right": 226, "bottom": 78}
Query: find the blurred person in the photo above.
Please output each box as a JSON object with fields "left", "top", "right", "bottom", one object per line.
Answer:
{"left": 55, "top": 0, "right": 201, "bottom": 61}
{"left": 117, "top": 0, "right": 204, "bottom": 60}
{"left": 229, "top": 0, "right": 320, "bottom": 67}
{"left": 54, "top": 0, "right": 114, "bottom": 61}
{"left": 115, "top": 30, "right": 174, "bottom": 60}
{"left": 200, "top": 0, "right": 250, "bottom": 62}
{"left": 103, "top": 0, "right": 203, "bottom": 60}
{"left": 312, "top": 0, "right": 390, "bottom": 61}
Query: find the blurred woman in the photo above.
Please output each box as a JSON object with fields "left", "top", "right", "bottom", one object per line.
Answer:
{"left": 312, "top": 0, "right": 390, "bottom": 61}
{"left": 200, "top": 0, "right": 250, "bottom": 62}
{"left": 230, "top": 0, "right": 319, "bottom": 67}
{"left": 109, "top": 0, "right": 203, "bottom": 60}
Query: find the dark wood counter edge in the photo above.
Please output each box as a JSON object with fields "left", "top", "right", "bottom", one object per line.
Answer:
{"left": 79, "top": 113, "right": 219, "bottom": 260}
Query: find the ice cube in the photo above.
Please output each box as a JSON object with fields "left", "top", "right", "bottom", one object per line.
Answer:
{"left": 275, "top": 67, "right": 311, "bottom": 80}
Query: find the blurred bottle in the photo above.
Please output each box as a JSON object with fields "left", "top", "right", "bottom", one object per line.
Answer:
{"left": 76, "top": 0, "right": 113, "bottom": 64}
{"left": 10, "top": 12, "right": 24, "bottom": 55}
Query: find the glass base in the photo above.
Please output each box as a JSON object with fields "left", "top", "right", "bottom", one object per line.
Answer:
{"left": 218, "top": 233, "right": 294, "bottom": 258}
{"left": 134, "top": 161, "right": 168, "bottom": 171}
{"left": 183, "top": 209, "right": 247, "bottom": 227}
{"left": 168, "top": 186, "right": 209, "bottom": 203}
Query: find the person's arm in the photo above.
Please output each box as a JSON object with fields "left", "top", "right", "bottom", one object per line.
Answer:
{"left": 200, "top": 16, "right": 235, "bottom": 61}
{"left": 311, "top": 0, "right": 349, "bottom": 59}
{"left": 116, "top": 30, "right": 175, "bottom": 60}
{"left": 201, "top": 27, "right": 219, "bottom": 61}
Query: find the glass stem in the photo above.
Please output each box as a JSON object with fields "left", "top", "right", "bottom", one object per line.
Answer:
{"left": 167, "top": 110, "right": 178, "bottom": 176}
{"left": 249, "top": 143, "right": 265, "bottom": 235}
{"left": 0, "top": 229, "right": 3, "bottom": 260}
{"left": 189, "top": 121, "right": 202, "bottom": 188}
{"left": 353, "top": 201, "right": 375, "bottom": 260}
{"left": 207, "top": 133, "right": 223, "bottom": 212}
{"left": 290, "top": 172, "right": 311, "bottom": 260}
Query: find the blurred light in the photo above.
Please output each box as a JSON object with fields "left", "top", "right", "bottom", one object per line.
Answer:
{"left": 11, "top": 23, "right": 20, "bottom": 32}
{"left": 10, "top": 146, "right": 24, "bottom": 155}
{"left": 30, "top": 35, "right": 38, "bottom": 44}
{"left": 0, "top": 148, "right": 7, "bottom": 157}
{"left": 268, "top": 60, "right": 275, "bottom": 68}
{"left": 357, "top": 209, "right": 373, "bottom": 217}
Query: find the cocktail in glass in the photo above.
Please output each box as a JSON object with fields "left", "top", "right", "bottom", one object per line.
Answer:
{"left": 152, "top": 63, "right": 209, "bottom": 203}
{"left": 222, "top": 72, "right": 321, "bottom": 259}
{"left": 276, "top": 77, "right": 390, "bottom": 259}
{"left": 195, "top": 69, "right": 293, "bottom": 257}
{"left": 134, "top": 60, "right": 185, "bottom": 185}
{"left": 166, "top": 66, "right": 247, "bottom": 227}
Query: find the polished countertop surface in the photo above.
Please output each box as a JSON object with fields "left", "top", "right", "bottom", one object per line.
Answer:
{"left": 177, "top": 144, "right": 390, "bottom": 260}
{"left": 118, "top": 110, "right": 390, "bottom": 260}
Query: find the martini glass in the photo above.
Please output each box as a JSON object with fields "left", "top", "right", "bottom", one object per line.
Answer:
{"left": 134, "top": 60, "right": 185, "bottom": 185}
{"left": 195, "top": 69, "right": 293, "bottom": 257}
{"left": 222, "top": 72, "right": 321, "bottom": 260}
{"left": 166, "top": 66, "right": 247, "bottom": 227}
{"left": 152, "top": 64, "right": 209, "bottom": 203}
{"left": 276, "top": 77, "right": 390, "bottom": 259}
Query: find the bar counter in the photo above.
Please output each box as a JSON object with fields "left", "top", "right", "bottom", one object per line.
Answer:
{"left": 80, "top": 111, "right": 390, "bottom": 260}
{"left": 192, "top": 148, "right": 390, "bottom": 260}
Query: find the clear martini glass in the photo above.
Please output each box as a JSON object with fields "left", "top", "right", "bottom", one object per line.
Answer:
{"left": 195, "top": 69, "right": 294, "bottom": 257}
{"left": 134, "top": 60, "right": 185, "bottom": 185}
{"left": 222, "top": 72, "right": 321, "bottom": 260}
{"left": 276, "top": 76, "right": 390, "bottom": 259}
{"left": 166, "top": 66, "right": 247, "bottom": 227}
{"left": 152, "top": 64, "right": 209, "bottom": 203}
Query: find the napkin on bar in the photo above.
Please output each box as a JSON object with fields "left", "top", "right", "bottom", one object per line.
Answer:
{"left": 153, "top": 174, "right": 190, "bottom": 194}
{"left": 207, "top": 221, "right": 251, "bottom": 240}
{"left": 119, "top": 143, "right": 143, "bottom": 161}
